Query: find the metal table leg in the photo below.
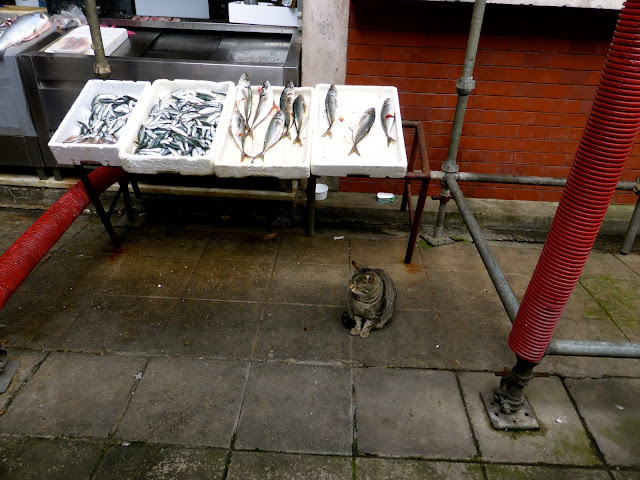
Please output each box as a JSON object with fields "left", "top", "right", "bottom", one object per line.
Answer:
{"left": 75, "top": 165, "right": 120, "bottom": 248}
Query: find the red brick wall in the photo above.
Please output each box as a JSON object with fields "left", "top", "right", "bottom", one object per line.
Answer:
{"left": 344, "top": 0, "right": 639, "bottom": 204}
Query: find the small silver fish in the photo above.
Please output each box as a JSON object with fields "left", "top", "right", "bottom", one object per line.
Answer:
{"left": 292, "top": 95, "right": 309, "bottom": 147}
{"left": 236, "top": 73, "right": 252, "bottom": 126}
{"left": 249, "top": 80, "right": 275, "bottom": 136}
{"left": 0, "top": 13, "right": 50, "bottom": 57}
{"left": 349, "top": 107, "right": 376, "bottom": 156}
{"left": 254, "top": 110, "right": 285, "bottom": 162}
{"left": 322, "top": 84, "right": 340, "bottom": 138}
{"left": 381, "top": 98, "right": 396, "bottom": 146}
{"left": 230, "top": 107, "right": 248, "bottom": 162}
{"left": 280, "top": 81, "right": 295, "bottom": 140}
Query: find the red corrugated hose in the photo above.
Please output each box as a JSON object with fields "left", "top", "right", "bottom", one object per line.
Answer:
{"left": 0, "top": 167, "right": 125, "bottom": 309}
{"left": 509, "top": 0, "right": 640, "bottom": 363}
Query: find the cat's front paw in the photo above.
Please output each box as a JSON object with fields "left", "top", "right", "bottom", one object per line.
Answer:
{"left": 359, "top": 330, "right": 370, "bottom": 339}
{"left": 350, "top": 327, "right": 361, "bottom": 336}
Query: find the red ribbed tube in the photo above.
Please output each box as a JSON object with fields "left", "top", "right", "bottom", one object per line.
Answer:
{"left": 509, "top": 0, "right": 640, "bottom": 363}
{"left": 0, "top": 167, "right": 125, "bottom": 309}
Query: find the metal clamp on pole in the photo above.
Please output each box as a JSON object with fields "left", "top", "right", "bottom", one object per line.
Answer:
{"left": 620, "top": 177, "right": 640, "bottom": 254}
{"left": 84, "top": 0, "right": 111, "bottom": 79}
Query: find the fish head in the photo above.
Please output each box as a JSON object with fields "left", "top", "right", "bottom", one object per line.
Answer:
{"left": 239, "top": 73, "right": 250, "bottom": 86}
{"left": 365, "top": 107, "right": 376, "bottom": 116}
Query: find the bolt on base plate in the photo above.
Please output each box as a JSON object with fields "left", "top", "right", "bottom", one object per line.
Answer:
{"left": 481, "top": 392, "right": 540, "bottom": 430}
{"left": 0, "top": 361, "right": 20, "bottom": 394}
{"left": 420, "top": 233, "right": 456, "bottom": 247}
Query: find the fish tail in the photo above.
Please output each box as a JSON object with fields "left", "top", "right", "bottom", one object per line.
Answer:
{"left": 286, "top": 129, "right": 292, "bottom": 140}
{"left": 293, "top": 134, "right": 302, "bottom": 147}
{"left": 348, "top": 144, "right": 360, "bottom": 156}
{"left": 321, "top": 127, "right": 332, "bottom": 139}
{"left": 387, "top": 137, "right": 396, "bottom": 147}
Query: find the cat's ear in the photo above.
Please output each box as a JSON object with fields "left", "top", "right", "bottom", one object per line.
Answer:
{"left": 352, "top": 260, "right": 359, "bottom": 272}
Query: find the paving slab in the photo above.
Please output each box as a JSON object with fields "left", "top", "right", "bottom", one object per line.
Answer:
{"left": 459, "top": 373, "right": 600, "bottom": 465}
{"left": 420, "top": 240, "right": 490, "bottom": 273}
{"left": 0, "top": 350, "right": 46, "bottom": 415}
{"left": 268, "top": 262, "right": 349, "bottom": 306}
{"left": 581, "top": 252, "right": 638, "bottom": 281}
{"left": 226, "top": 451, "right": 352, "bottom": 480}
{"left": 550, "top": 356, "right": 640, "bottom": 379}
{"left": 615, "top": 253, "right": 640, "bottom": 275}
{"left": 354, "top": 368, "right": 476, "bottom": 459}
{"left": 439, "top": 309, "right": 515, "bottom": 371}
{"left": 429, "top": 269, "right": 505, "bottom": 314}
{"left": 381, "top": 264, "right": 437, "bottom": 311}
{"left": 116, "top": 358, "right": 249, "bottom": 448}
{"left": 108, "top": 225, "right": 212, "bottom": 259}
{"left": 157, "top": 299, "right": 262, "bottom": 359}
{"left": 0, "top": 436, "right": 103, "bottom": 480}
{"left": 59, "top": 295, "right": 179, "bottom": 355}
{"left": 185, "top": 259, "right": 273, "bottom": 302}
{"left": 0, "top": 293, "right": 80, "bottom": 350}
{"left": 612, "top": 469, "right": 640, "bottom": 480}
{"left": 350, "top": 235, "right": 422, "bottom": 267}
{"left": 253, "top": 304, "right": 350, "bottom": 363}
{"left": 580, "top": 276, "right": 640, "bottom": 320}
{"left": 488, "top": 241, "right": 542, "bottom": 276}
{"left": 356, "top": 458, "right": 484, "bottom": 479}
{"left": 93, "top": 443, "right": 227, "bottom": 480}
{"left": 565, "top": 378, "right": 640, "bottom": 467}
{"left": 58, "top": 220, "right": 129, "bottom": 255}
{"left": 613, "top": 317, "right": 640, "bottom": 343}
{"left": 202, "top": 231, "right": 281, "bottom": 262}
{"left": 484, "top": 464, "right": 611, "bottom": 479}
{"left": 235, "top": 363, "right": 352, "bottom": 455}
{"left": 351, "top": 310, "right": 449, "bottom": 369}
{"left": 279, "top": 234, "right": 349, "bottom": 265}
{"left": 0, "top": 353, "right": 145, "bottom": 438}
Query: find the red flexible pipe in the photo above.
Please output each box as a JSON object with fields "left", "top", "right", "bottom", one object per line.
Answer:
{"left": 0, "top": 167, "right": 126, "bottom": 309}
{"left": 509, "top": 0, "right": 640, "bottom": 363}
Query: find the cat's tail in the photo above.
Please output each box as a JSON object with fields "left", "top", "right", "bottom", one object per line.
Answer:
{"left": 341, "top": 310, "right": 356, "bottom": 329}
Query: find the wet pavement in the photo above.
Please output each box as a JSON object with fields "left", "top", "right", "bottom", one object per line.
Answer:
{"left": 0, "top": 205, "right": 638, "bottom": 479}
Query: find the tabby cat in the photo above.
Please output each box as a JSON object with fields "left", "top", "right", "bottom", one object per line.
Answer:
{"left": 342, "top": 261, "right": 397, "bottom": 338}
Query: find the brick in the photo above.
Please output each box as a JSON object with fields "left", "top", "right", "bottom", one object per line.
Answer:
{"left": 427, "top": 121, "right": 452, "bottom": 135}
{"left": 532, "top": 69, "right": 563, "bottom": 84}
{"left": 467, "top": 95, "right": 500, "bottom": 110}
{"left": 570, "top": 85, "right": 597, "bottom": 100}
{"left": 432, "top": 79, "right": 456, "bottom": 93}
{"left": 503, "top": 138, "right": 524, "bottom": 152}
{"left": 492, "top": 188, "right": 517, "bottom": 200}
{"left": 551, "top": 54, "right": 605, "bottom": 71}
{"left": 559, "top": 70, "right": 601, "bottom": 86}
{"left": 433, "top": 48, "right": 466, "bottom": 65}
{"left": 459, "top": 161, "right": 499, "bottom": 174}
{"left": 465, "top": 110, "right": 485, "bottom": 123}
{"left": 421, "top": 63, "right": 458, "bottom": 79}
{"left": 508, "top": 111, "right": 537, "bottom": 125}
{"left": 526, "top": 98, "right": 554, "bottom": 113}
{"left": 524, "top": 52, "right": 554, "bottom": 68}
{"left": 539, "top": 153, "right": 567, "bottom": 166}
{"left": 542, "top": 84, "right": 573, "bottom": 98}
{"left": 578, "top": 100, "right": 592, "bottom": 114}
{"left": 367, "top": 61, "right": 399, "bottom": 77}
{"left": 512, "top": 152, "right": 540, "bottom": 165}
{"left": 405, "top": 78, "right": 435, "bottom": 93}
{"left": 346, "top": 60, "right": 370, "bottom": 76}
{"left": 477, "top": 50, "right": 526, "bottom": 67}
{"left": 518, "top": 126, "right": 547, "bottom": 138}
{"left": 546, "top": 127, "right": 574, "bottom": 140}
{"left": 540, "top": 190, "right": 563, "bottom": 202}
{"left": 459, "top": 136, "right": 478, "bottom": 150}
{"left": 426, "top": 34, "right": 469, "bottom": 49}
{"left": 498, "top": 97, "right": 528, "bottom": 111}
{"left": 462, "top": 123, "right": 493, "bottom": 137}
{"left": 514, "top": 189, "right": 542, "bottom": 201}
{"left": 492, "top": 124, "right": 519, "bottom": 138}
{"left": 535, "top": 112, "right": 563, "bottom": 127}
{"left": 346, "top": 74, "right": 382, "bottom": 85}
{"left": 548, "top": 166, "right": 571, "bottom": 178}
{"left": 429, "top": 108, "right": 455, "bottom": 122}
{"left": 484, "top": 110, "right": 512, "bottom": 124}
{"left": 563, "top": 114, "right": 588, "bottom": 128}
{"left": 417, "top": 94, "right": 446, "bottom": 108}
{"left": 490, "top": 151, "right": 515, "bottom": 163}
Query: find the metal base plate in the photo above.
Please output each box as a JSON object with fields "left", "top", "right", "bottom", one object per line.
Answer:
{"left": 481, "top": 392, "right": 540, "bottom": 430}
{"left": 420, "top": 233, "right": 456, "bottom": 247}
{"left": 115, "top": 213, "right": 147, "bottom": 229}
{"left": 0, "top": 361, "right": 20, "bottom": 394}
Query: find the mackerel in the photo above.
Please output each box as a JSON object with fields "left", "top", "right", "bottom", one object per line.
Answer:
{"left": 254, "top": 110, "right": 285, "bottom": 162}
{"left": 280, "top": 81, "right": 295, "bottom": 140}
{"left": 230, "top": 107, "right": 248, "bottom": 162}
{"left": 381, "top": 98, "right": 396, "bottom": 146}
{"left": 292, "top": 95, "right": 309, "bottom": 147}
{"left": 348, "top": 107, "right": 376, "bottom": 156}
{"left": 322, "top": 84, "right": 340, "bottom": 139}
{"left": 249, "top": 80, "right": 275, "bottom": 136}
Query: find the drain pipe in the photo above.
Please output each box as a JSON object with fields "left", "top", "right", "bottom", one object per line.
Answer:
{"left": 425, "top": 0, "right": 486, "bottom": 245}
{"left": 84, "top": 0, "right": 111, "bottom": 79}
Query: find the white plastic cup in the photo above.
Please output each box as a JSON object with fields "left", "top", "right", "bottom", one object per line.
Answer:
{"left": 315, "top": 183, "right": 329, "bottom": 201}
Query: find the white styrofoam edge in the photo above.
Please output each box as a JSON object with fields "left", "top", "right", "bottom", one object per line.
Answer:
{"left": 213, "top": 85, "right": 315, "bottom": 179}
{"left": 119, "top": 79, "right": 235, "bottom": 176}
{"left": 44, "top": 26, "right": 128, "bottom": 56}
{"left": 310, "top": 84, "right": 407, "bottom": 179}
{"left": 48, "top": 80, "right": 152, "bottom": 167}
{"left": 227, "top": 2, "right": 298, "bottom": 27}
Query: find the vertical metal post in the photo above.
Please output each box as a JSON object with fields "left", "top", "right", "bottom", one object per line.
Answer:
{"left": 620, "top": 188, "right": 640, "bottom": 254}
{"left": 306, "top": 175, "right": 317, "bottom": 236}
{"left": 432, "top": 0, "right": 487, "bottom": 239}
{"left": 84, "top": 0, "right": 111, "bottom": 79}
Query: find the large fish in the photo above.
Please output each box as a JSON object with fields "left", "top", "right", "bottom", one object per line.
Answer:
{"left": 254, "top": 110, "right": 285, "bottom": 162}
{"left": 249, "top": 80, "right": 276, "bottom": 136}
{"left": 280, "top": 81, "right": 295, "bottom": 139}
{"left": 0, "top": 13, "right": 50, "bottom": 57}
{"left": 381, "top": 98, "right": 396, "bottom": 146}
{"left": 235, "top": 73, "right": 252, "bottom": 127}
{"left": 348, "top": 107, "right": 376, "bottom": 156}
{"left": 230, "top": 107, "right": 248, "bottom": 162}
{"left": 322, "top": 84, "right": 339, "bottom": 139}
{"left": 292, "top": 94, "right": 309, "bottom": 147}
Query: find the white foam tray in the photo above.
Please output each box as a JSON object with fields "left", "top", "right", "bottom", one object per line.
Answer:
{"left": 44, "top": 26, "right": 128, "bottom": 56}
{"left": 228, "top": 2, "right": 298, "bottom": 27}
{"left": 310, "top": 84, "right": 407, "bottom": 179}
{"left": 119, "top": 79, "right": 235, "bottom": 176}
{"left": 48, "top": 80, "right": 152, "bottom": 167}
{"left": 214, "top": 85, "right": 314, "bottom": 179}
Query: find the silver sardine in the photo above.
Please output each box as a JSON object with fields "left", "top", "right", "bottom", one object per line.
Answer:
{"left": 280, "top": 81, "right": 295, "bottom": 139}
{"left": 0, "top": 13, "right": 50, "bottom": 57}
{"left": 322, "top": 84, "right": 340, "bottom": 138}
{"left": 381, "top": 98, "right": 396, "bottom": 146}
{"left": 236, "top": 73, "right": 252, "bottom": 126}
{"left": 249, "top": 80, "right": 275, "bottom": 136}
{"left": 292, "top": 95, "right": 309, "bottom": 147}
{"left": 349, "top": 107, "right": 376, "bottom": 156}
{"left": 230, "top": 107, "right": 248, "bottom": 162}
{"left": 254, "top": 110, "right": 285, "bottom": 161}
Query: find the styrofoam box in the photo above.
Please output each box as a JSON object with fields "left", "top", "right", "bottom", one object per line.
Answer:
{"left": 119, "top": 79, "right": 235, "bottom": 176}
{"left": 214, "top": 85, "right": 314, "bottom": 179}
{"left": 134, "top": 0, "right": 209, "bottom": 19}
{"left": 44, "top": 26, "right": 128, "bottom": 56}
{"left": 310, "top": 84, "right": 407, "bottom": 179}
{"left": 228, "top": 2, "right": 298, "bottom": 27}
{"left": 48, "top": 80, "right": 152, "bottom": 167}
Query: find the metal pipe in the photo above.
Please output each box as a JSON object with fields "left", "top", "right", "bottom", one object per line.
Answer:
{"left": 547, "top": 340, "right": 640, "bottom": 358}
{"left": 620, "top": 192, "right": 640, "bottom": 254}
{"left": 84, "top": 0, "right": 111, "bottom": 79}
{"left": 445, "top": 174, "right": 520, "bottom": 322}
